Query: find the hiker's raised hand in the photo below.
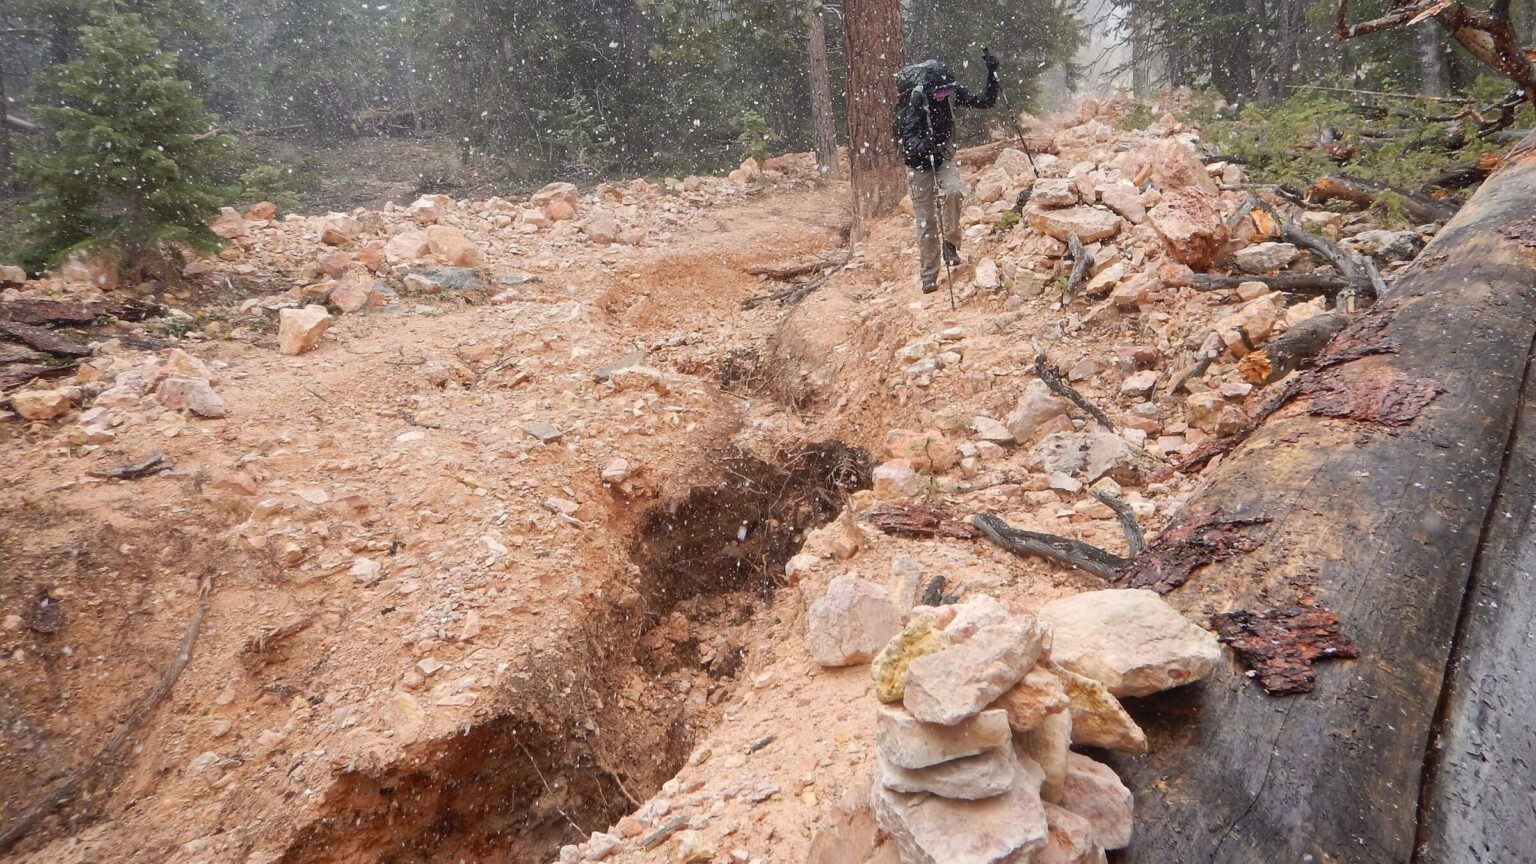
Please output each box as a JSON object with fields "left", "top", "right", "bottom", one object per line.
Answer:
{"left": 982, "top": 48, "right": 1000, "bottom": 72}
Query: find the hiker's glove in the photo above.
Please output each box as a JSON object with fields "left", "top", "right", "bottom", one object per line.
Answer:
{"left": 983, "top": 48, "right": 1000, "bottom": 72}
{"left": 909, "top": 87, "right": 927, "bottom": 108}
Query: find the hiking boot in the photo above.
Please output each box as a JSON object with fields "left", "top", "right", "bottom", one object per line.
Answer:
{"left": 942, "top": 242, "right": 961, "bottom": 266}
{"left": 921, "top": 280, "right": 939, "bottom": 294}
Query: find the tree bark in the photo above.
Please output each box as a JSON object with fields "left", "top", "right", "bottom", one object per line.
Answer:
{"left": 840, "top": 0, "right": 904, "bottom": 236}
{"left": 805, "top": 0, "right": 840, "bottom": 180}
{"left": 1112, "top": 132, "right": 1536, "bottom": 863}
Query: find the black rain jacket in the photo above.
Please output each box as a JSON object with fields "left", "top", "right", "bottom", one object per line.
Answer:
{"left": 894, "top": 60, "right": 999, "bottom": 171}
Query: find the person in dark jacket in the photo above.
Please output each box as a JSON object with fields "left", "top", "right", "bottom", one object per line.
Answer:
{"left": 895, "top": 51, "right": 999, "bottom": 293}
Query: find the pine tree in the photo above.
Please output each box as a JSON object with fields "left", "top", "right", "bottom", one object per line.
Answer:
{"left": 17, "top": 12, "right": 230, "bottom": 274}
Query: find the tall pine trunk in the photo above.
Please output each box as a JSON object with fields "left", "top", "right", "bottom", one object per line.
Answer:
{"left": 841, "top": 0, "right": 903, "bottom": 236}
{"left": 1418, "top": 23, "right": 1449, "bottom": 96}
{"left": 806, "top": 0, "right": 840, "bottom": 179}
{"left": 0, "top": 54, "right": 11, "bottom": 197}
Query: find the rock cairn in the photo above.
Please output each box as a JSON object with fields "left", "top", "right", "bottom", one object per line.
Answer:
{"left": 832, "top": 589, "right": 1222, "bottom": 864}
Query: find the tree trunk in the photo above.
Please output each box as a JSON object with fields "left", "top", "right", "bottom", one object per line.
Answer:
{"left": 1112, "top": 132, "right": 1536, "bottom": 863}
{"left": 1418, "top": 22, "right": 1449, "bottom": 96}
{"left": 806, "top": 0, "right": 840, "bottom": 180}
{"left": 840, "top": 0, "right": 903, "bottom": 236}
{"left": 0, "top": 51, "right": 10, "bottom": 196}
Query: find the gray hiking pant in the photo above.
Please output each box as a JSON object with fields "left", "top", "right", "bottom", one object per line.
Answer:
{"left": 908, "top": 157, "right": 965, "bottom": 289}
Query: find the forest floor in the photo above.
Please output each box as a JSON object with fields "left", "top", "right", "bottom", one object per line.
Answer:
{"left": 0, "top": 97, "right": 1443, "bottom": 864}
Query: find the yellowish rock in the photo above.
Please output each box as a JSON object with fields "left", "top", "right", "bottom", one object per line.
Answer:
{"left": 1051, "top": 663, "right": 1147, "bottom": 755}
{"left": 872, "top": 614, "right": 951, "bottom": 704}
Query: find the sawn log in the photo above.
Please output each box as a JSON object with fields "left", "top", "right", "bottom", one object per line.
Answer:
{"left": 1111, "top": 132, "right": 1536, "bottom": 863}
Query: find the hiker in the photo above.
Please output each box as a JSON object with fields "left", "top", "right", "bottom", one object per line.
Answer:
{"left": 895, "top": 51, "right": 1000, "bottom": 294}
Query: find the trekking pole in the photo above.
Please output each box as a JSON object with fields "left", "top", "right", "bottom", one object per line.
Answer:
{"left": 985, "top": 48, "right": 1038, "bottom": 177}
{"left": 919, "top": 93, "right": 958, "bottom": 310}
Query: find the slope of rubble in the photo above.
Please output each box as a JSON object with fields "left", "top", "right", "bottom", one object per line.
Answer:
{"left": 0, "top": 96, "right": 1435, "bottom": 864}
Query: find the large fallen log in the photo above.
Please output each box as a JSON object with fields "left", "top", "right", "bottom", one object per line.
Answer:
{"left": 1111, "top": 132, "right": 1536, "bottom": 863}
{"left": 1308, "top": 173, "right": 1460, "bottom": 223}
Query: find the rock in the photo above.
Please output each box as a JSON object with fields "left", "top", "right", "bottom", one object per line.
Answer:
{"left": 807, "top": 575, "right": 903, "bottom": 667}
{"left": 1007, "top": 381, "right": 1071, "bottom": 444}
{"left": 881, "top": 741, "right": 1017, "bottom": 800}
{"left": 10, "top": 388, "right": 74, "bottom": 421}
{"left": 1185, "top": 392, "right": 1222, "bottom": 434}
{"left": 942, "top": 596, "right": 1011, "bottom": 642}
{"left": 407, "top": 196, "right": 442, "bottom": 225}
{"left": 1060, "top": 753, "right": 1133, "bottom": 850}
{"left": 246, "top": 201, "right": 277, "bottom": 221}
{"left": 872, "top": 459, "right": 922, "bottom": 500}
{"left": 1235, "top": 280, "right": 1270, "bottom": 301}
{"left": 872, "top": 614, "right": 952, "bottom": 703}
{"left": 0, "top": 264, "right": 26, "bottom": 285}
{"left": 156, "top": 375, "right": 227, "bottom": 418}
{"left": 1083, "top": 262, "right": 1125, "bottom": 296}
{"left": 524, "top": 422, "right": 563, "bottom": 443}
{"left": 974, "top": 258, "right": 1001, "bottom": 290}
{"left": 1032, "top": 179, "right": 1079, "bottom": 208}
{"left": 972, "top": 416, "right": 1013, "bottom": 443}
{"left": 1121, "top": 139, "right": 1219, "bottom": 195}
{"left": 585, "top": 210, "right": 620, "bottom": 245}
{"left": 545, "top": 199, "right": 577, "bottom": 221}
{"left": 1099, "top": 181, "right": 1145, "bottom": 224}
{"left": 426, "top": 226, "right": 481, "bottom": 266}
{"left": 384, "top": 229, "right": 433, "bottom": 262}
{"left": 1232, "top": 241, "right": 1299, "bottom": 272}
{"left": 1215, "top": 292, "right": 1284, "bottom": 357}
{"left": 318, "top": 212, "right": 359, "bottom": 245}
{"left": 532, "top": 181, "right": 579, "bottom": 208}
{"left": 994, "top": 148, "right": 1036, "bottom": 181}
{"left": 1118, "top": 370, "right": 1158, "bottom": 399}
{"left": 674, "top": 830, "right": 716, "bottom": 863}
{"left": 602, "top": 458, "right": 629, "bottom": 483}
{"left": 585, "top": 832, "right": 621, "bottom": 860}
{"left": 406, "top": 266, "right": 486, "bottom": 294}
{"left": 904, "top": 617, "right": 1045, "bottom": 725}
{"left": 57, "top": 251, "right": 119, "bottom": 291}
{"left": 1039, "top": 589, "right": 1221, "bottom": 697}
{"left": 1033, "top": 431, "right": 1156, "bottom": 486}
{"left": 990, "top": 667, "right": 1069, "bottom": 732}
{"left": 278, "top": 305, "right": 332, "bottom": 355}
{"left": 876, "top": 706, "right": 1011, "bottom": 770}
{"left": 1016, "top": 709, "right": 1071, "bottom": 804}
{"left": 209, "top": 206, "right": 247, "bottom": 239}
{"left": 884, "top": 429, "right": 960, "bottom": 473}
{"left": 1148, "top": 189, "right": 1228, "bottom": 268}
{"left": 1039, "top": 803, "right": 1106, "bottom": 864}
{"left": 329, "top": 272, "right": 386, "bottom": 313}
{"left": 1051, "top": 664, "right": 1147, "bottom": 754}
{"left": 871, "top": 751, "right": 1048, "bottom": 864}
{"left": 1026, "top": 206, "right": 1122, "bottom": 244}
{"left": 1351, "top": 228, "right": 1420, "bottom": 261}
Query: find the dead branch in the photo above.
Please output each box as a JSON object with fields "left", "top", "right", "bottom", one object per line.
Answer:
{"left": 745, "top": 259, "right": 838, "bottom": 280}
{"left": 239, "top": 615, "right": 316, "bottom": 670}
{"left": 1064, "top": 233, "right": 1092, "bottom": 299}
{"left": 1170, "top": 332, "right": 1226, "bottom": 396}
{"left": 742, "top": 255, "right": 852, "bottom": 309}
{"left": 1092, "top": 492, "right": 1147, "bottom": 556}
{"left": 1188, "top": 273, "right": 1353, "bottom": 298}
{"left": 1237, "top": 312, "right": 1351, "bottom": 385}
{"left": 0, "top": 577, "right": 211, "bottom": 855}
{"left": 1033, "top": 339, "right": 1114, "bottom": 431}
{"left": 1335, "top": 0, "right": 1536, "bottom": 105}
{"left": 972, "top": 513, "right": 1127, "bottom": 580}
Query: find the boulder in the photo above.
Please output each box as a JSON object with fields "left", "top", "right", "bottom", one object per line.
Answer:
{"left": 1039, "top": 803, "right": 1106, "bottom": 864}
{"left": 1032, "top": 431, "right": 1156, "bottom": 486}
{"left": 871, "top": 754, "right": 1048, "bottom": 864}
{"left": 1119, "top": 139, "right": 1219, "bottom": 195}
{"left": 1032, "top": 179, "right": 1079, "bottom": 209}
{"left": 384, "top": 229, "right": 433, "bottom": 263}
{"left": 1060, "top": 753, "right": 1133, "bottom": 850}
{"left": 1026, "top": 206, "right": 1122, "bottom": 244}
{"left": 1118, "top": 370, "right": 1158, "bottom": 399}
{"left": 1099, "top": 181, "right": 1145, "bottom": 224}
{"left": 1232, "top": 241, "right": 1299, "bottom": 272}
{"left": 880, "top": 742, "right": 1018, "bottom": 800}
{"left": 407, "top": 196, "right": 442, "bottom": 225}
{"left": 531, "top": 181, "right": 579, "bottom": 208}
{"left": 246, "top": 201, "right": 277, "bottom": 221}
{"left": 873, "top": 459, "right": 923, "bottom": 499}
{"left": 1148, "top": 189, "right": 1228, "bottom": 269}
{"left": 318, "top": 212, "right": 359, "bottom": 245}
{"left": 974, "top": 258, "right": 1001, "bottom": 290}
{"left": 0, "top": 265, "right": 26, "bottom": 285}
{"left": 329, "top": 272, "right": 387, "bottom": 313}
{"left": 807, "top": 575, "right": 903, "bottom": 667}
{"left": 426, "top": 226, "right": 481, "bottom": 266}
{"left": 876, "top": 706, "right": 1011, "bottom": 770}
{"left": 585, "top": 210, "right": 619, "bottom": 245}
{"left": 904, "top": 618, "right": 1045, "bottom": 725}
{"left": 10, "top": 388, "right": 74, "bottom": 421}
{"left": 1351, "top": 228, "right": 1421, "bottom": 261}
{"left": 972, "top": 416, "right": 1014, "bottom": 444}
{"left": 872, "top": 614, "right": 952, "bottom": 703}
{"left": 1039, "top": 589, "right": 1222, "bottom": 697}
{"left": 1185, "top": 392, "right": 1222, "bottom": 434}
{"left": 1051, "top": 663, "right": 1147, "bottom": 754}
{"left": 884, "top": 429, "right": 961, "bottom": 473}
{"left": 278, "top": 305, "right": 332, "bottom": 356}
{"left": 155, "top": 375, "right": 227, "bottom": 418}
{"left": 942, "top": 595, "right": 1010, "bottom": 642}
{"left": 209, "top": 207, "right": 247, "bottom": 239}
{"left": 994, "top": 148, "right": 1036, "bottom": 181}
{"left": 1007, "top": 381, "right": 1072, "bottom": 444}
{"left": 990, "top": 667, "right": 1069, "bottom": 732}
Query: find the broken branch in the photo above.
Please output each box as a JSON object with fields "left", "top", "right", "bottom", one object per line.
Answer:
{"left": 972, "top": 512, "right": 1128, "bottom": 580}
{"left": 1033, "top": 339, "right": 1114, "bottom": 431}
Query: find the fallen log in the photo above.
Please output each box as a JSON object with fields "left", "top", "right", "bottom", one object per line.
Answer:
{"left": 1235, "top": 311, "right": 1350, "bottom": 385}
{"left": 1112, "top": 132, "right": 1536, "bottom": 862}
{"left": 1187, "top": 273, "right": 1351, "bottom": 298}
{"left": 954, "top": 134, "right": 1056, "bottom": 167}
{"left": 1308, "top": 174, "right": 1460, "bottom": 223}
{"left": 0, "top": 319, "right": 90, "bottom": 356}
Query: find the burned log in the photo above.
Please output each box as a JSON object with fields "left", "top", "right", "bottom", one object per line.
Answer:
{"left": 1114, "top": 132, "right": 1536, "bottom": 863}
{"left": 1308, "top": 174, "right": 1460, "bottom": 223}
{"left": 1187, "top": 273, "right": 1352, "bottom": 298}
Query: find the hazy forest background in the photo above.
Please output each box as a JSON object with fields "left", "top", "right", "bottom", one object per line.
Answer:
{"left": 2, "top": 0, "right": 1535, "bottom": 263}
